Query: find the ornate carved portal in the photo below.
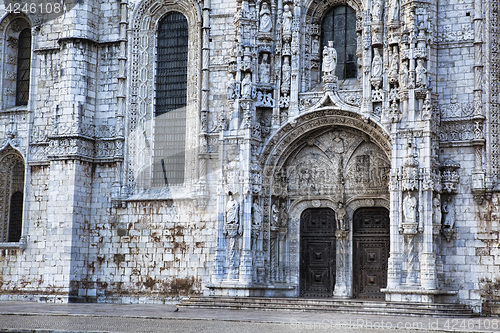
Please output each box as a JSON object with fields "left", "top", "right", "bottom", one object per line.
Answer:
{"left": 353, "top": 208, "right": 390, "bottom": 299}
{"left": 269, "top": 124, "right": 390, "bottom": 298}
{"left": 300, "top": 208, "right": 336, "bottom": 297}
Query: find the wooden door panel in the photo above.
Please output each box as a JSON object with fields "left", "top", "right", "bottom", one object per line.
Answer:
{"left": 300, "top": 208, "right": 336, "bottom": 297}
{"left": 353, "top": 208, "right": 390, "bottom": 299}
{"left": 354, "top": 238, "right": 389, "bottom": 298}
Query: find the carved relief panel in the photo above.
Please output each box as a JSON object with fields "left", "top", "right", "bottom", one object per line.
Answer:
{"left": 283, "top": 128, "right": 389, "bottom": 200}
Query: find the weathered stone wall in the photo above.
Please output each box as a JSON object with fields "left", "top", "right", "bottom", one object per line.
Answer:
{"left": 87, "top": 199, "right": 216, "bottom": 302}
{"left": 438, "top": 147, "right": 481, "bottom": 309}
{"left": 0, "top": 0, "right": 498, "bottom": 315}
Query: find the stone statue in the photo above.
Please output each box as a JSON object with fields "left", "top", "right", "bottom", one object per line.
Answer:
{"left": 282, "top": 4, "right": 293, "bottom": 35}
{"left": 400, "top": 60, "right": 409, "bottom": 88}
{"left": 336, "top": 202, "right": 347, "bottom": 231}
{"left": 442, "top": 198, "right": 455, "bottom": 241}
{"left": 312, "top": 35, "right": 320, "bottom": 55}
{"left": 224, "top": 192, "right": 241, "bottom": 279}
{"left": 403, "top": 193, "right": 417, "bottom": 224}
{"left": 271, "top": 203, "right": 279, "bottom": 228}
{"left": 389, "top": 47, "right": 399, "bottom": 80}
{"left": 371, "top": 0, "right": 383, "bottom": 23}
{"left": 259, "top": 53, "right": 271, "bottom": 84}
{"left": 251, "top": 202, "right": 263, "bottom": 249}
{"left": 322, "top": 42, "right": 337, "bottom": 76}
{"left": 259, "top": 2, "right": 272, "bottom": 33}
{"left": 432, "top": 196, "right": 442, "bottom": 226}
{"left": 281, "top": 56, "right": 291, "bottom": 87}
{"left": 227, "top": 74, "right": 238, "bottom": 100}
{"left": 371, "top": 48, "right": 383, "bottom": 80}
{"left": 279, "top": 202, "right": 288, "bottom": 228}
{"left": 241, "top": 73, "right": 253, "bottom": 99}
{"left": 389, "top": 0, "right": 400, "bottom": 22}
{"left": 224, "top": 192, "right": 240, "bottom": 235}
{"left": 416, "top": 59, "right": 427, "bottom": 88}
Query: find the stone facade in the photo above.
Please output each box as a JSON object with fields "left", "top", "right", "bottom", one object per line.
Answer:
{"left": 0, "top": 0, "right": 499, "bottom": 315}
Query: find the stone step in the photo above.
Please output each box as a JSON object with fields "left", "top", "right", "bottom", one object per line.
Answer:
{"left": 179, "top": 297, "right": 477, "bottom": 317}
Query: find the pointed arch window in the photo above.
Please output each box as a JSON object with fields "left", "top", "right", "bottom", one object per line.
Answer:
{"left": 153, "top": 11, "right": 188, "bottom": 187}
{"left": 0, "top": 148, "right": 24, "bottom": 242}
{"left": 16, "top": 28, "right": 31, "bottom": 105}
{"left": 1, "top": 17, "right": 32, "bottom": 109}
{"left": 321, "top": 5, "right": 357, "bottom": 79}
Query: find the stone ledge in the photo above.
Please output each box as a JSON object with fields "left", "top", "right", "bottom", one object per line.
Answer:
{"left": 382, "top": 288, "right": 457, "bottom": 295}
{"left": 382, "top": 288, "right": 458, "bottom": 304}
{"left": 0, "top": 242, "right": 21, "bottom": 249}
{"left": 207, "top": 282, "right": 296, "bottom": 297}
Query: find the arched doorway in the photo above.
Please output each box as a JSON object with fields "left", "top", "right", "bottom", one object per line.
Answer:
{"left": 258, "top": 109, "right": 391, "bottom": 298}
{"left": 353, "top": 207, "right": 390, "bottom": 299}
{"left": 300, "top": 208, "right": 336, "bottom": 297}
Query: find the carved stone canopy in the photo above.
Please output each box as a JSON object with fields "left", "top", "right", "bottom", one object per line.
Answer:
{"left": 440, "top": 159, "right": 460, "bottom": 194}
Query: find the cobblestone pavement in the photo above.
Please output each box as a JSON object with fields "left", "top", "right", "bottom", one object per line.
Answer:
{"left": 0, "top": 301, "right": 499, "bottom": 333}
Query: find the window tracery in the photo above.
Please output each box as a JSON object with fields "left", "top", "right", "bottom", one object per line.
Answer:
{"left": 0, "top": 146, "right": 25, "bottom": 243}
{"left": 321, "top": 5, "right": 357, "bottom": 80}
{"left": 127, "top": 0, "right": 200, "bottom": 193}
{"left": 0, "top": 16, "right": 31, "bottom": 109}
{"left": 153, "top": 12, "right": 188, "bottom": 187}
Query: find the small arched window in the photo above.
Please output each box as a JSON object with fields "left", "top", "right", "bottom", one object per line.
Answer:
{"left": 16, "top": 28, "right": 31, "bottom": 105}
{"left": 153, "top": 12, "right": 188, "bottom": 187}
{"left": 0, "top": 148, "right": 24, "bottom": 242}
{"left": 321, "top": 5, "right": 357, "bottom": 80}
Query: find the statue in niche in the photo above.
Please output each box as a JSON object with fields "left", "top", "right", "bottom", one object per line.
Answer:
{"left": 432, "top": 195, "right": 442, "bottom": 228}
{"left": 224, "top": 192, "right": 241, "bottom": 276}
{"left": 400, "top": 60, "right": 409, "bottom": 88}
{"left": 251, "top": 202, "right": 263, "bottom": 249}
{"left": 227, "top": 73, "right": 238, "bottom": 100}
{"left": 442, "top": 198, "right": 455, "bottom": 241}
{"left": 241, "top": 73, "right": 253, "bottom": 99}
{"left": 371, "top": 0, "right": 383, "bottom": 23}
{"left": 403, "top": 193, "right": 417, "bottom": 225}
{"left": 336, "top": 202, "right": 347, "bottom": 231}
{"left": 271, "top": 203, "right": 280, "bottom": 228}
{"left": 312, "top": 35, "right": 320, "bottom": 55}
{"left": 259, "top": 53, "right": 271, "bottom": 84}
{"left": 389, "top": 47, "right": 399, "bottom": 81}
{"left": 389, "top": 0, "right": 400, "bottom": 22}
{"left": 282, "top": 56, "right": 291, "bottom": 87}
{"left": 322, "top": 42, "right": 337, "bottom": 76}
{"left": 225, "top": 192, "right": 241, "bottom": 234}
{"left": 371, "top": 48, "right": 383, "bottom": 81}
{"left": 259, "top": 2, "right": 272, "bottom": 33}
{"left": 279, "top": 202, "right": 288, "bottom": 228}
{"left": 282, "top": 4, "right": 293, "bottom": 35}
{"left": 415, "top": 59, "right": 427, "bottom": 88}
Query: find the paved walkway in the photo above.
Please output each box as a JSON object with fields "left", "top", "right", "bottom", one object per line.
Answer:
{"left": 0, "top": 301, "right": 499, "bottom": 333}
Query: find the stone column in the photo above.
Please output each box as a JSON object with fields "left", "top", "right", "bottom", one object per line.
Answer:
{"left": 334, "top": 230, "right": 350, "bottom": 297}
{"left": 386, "top": 132, "right": 402, "bottom": 290}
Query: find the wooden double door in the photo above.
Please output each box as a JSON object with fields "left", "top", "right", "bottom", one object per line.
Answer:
{"left": 300, "top": 207, "right": 389, "bottom": 299}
